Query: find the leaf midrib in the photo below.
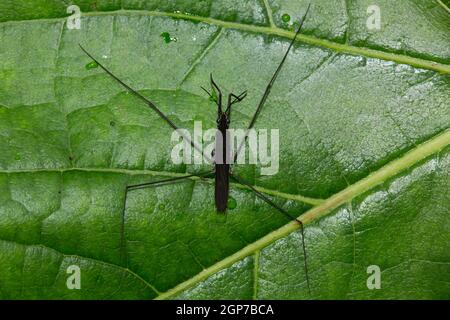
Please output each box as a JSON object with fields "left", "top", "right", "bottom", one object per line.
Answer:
{"left": 155, "top": 129, "right": 450, "bottom": 300}
{"left": 437, "top": 0, "right": 450, "bottom": 13}
{"left": 0, "top": 9, "right": 448, "bottom": 74}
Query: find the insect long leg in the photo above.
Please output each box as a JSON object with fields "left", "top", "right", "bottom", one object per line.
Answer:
{"left": 230, "top": 173, "right": 311, "bottom": 293}
{"left": 234, "top": 4, "right": 311, "bottom": 162}
{"left": 79, "top": 45, "right": 212, "bottom": 164}
{"left": 228, "top": 91, "right": 248, "bottom": 105}
{"left": 120, "top": 171, "right": 214, "bottom": 264}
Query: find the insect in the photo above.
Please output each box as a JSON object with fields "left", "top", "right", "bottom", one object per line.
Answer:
{"left": 80, "top": 5, "right": 312, "bottom": 292}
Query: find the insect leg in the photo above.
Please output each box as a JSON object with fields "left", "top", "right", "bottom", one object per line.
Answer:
{"left": 230, "top": 173, "right": 311, "bottom": 293}
{"left": 79, "top": 45, "right": 179, "bottom": 131}
{"left": 229, "top": 91, "right": 248, "bottom": 104}
{"left": 79, "top": 45, "right": 212, "bottom": 164}
{"left": 234, "top": 4, "right": 311, "bottom": 162}
{"left": 120, "top": 171, "right": 214, "bottom": 264}
{"left": 225, "top": 91, "right": 248, "bottom": 117}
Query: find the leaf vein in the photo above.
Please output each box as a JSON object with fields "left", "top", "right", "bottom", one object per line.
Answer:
{"left": 0, "top": 239, "right": 161, "bottom": 296}
{"left": 1, "top": 10, "right": 448, "bottom": 73}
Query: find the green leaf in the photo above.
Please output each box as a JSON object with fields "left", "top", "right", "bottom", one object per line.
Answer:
{"left": 0, "top": 1, "right": 449, "bottom": 299}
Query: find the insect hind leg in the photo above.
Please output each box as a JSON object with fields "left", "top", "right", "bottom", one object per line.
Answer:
{"left": 230, "top": 173, "right": 311, "bottom": 294}
{"left": 120, "top": 171, "right": 214, "bottom": 265}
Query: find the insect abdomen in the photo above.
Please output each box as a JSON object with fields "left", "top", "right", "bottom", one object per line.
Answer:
{"left": 215, "top": 116, "right": 230, "bottom": 212}
{"left": 215, "top": 163, "right": 229, "bottom": 213}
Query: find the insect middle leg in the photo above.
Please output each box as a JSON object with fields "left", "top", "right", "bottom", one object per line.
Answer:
{"left": 120, "top": 171, "right": 214, "bottom": 264}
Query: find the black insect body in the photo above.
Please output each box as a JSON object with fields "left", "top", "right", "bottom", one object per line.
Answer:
{"left": 214, "top": 97, "right": 232, "bottom": 213}
{"left": 207, "top": 78, "right": 248, "bottom": 213}
{"left": 80, "top": 5, "right": 312, "bottom": 292}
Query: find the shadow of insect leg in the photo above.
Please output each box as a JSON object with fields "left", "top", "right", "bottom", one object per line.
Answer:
{"left": 230, "top": 173, "right": 311, "bottom": 294}
{"left": 120, "top": 171, "right": 214, "bottom": 265}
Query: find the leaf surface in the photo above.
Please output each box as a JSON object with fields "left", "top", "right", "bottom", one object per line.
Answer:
{"left": 0, "top": 0, "right": 449, "bottom": 299}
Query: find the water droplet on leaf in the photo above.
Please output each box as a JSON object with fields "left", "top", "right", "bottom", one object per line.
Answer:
{"left": 14, "top": 153, "right": 21, "bottom": 160}
{"left": 160, "top": 32, "right": 178, "bottom": 43}
{"left": 85, "top": 60, "right": 98, "bottom": 70}
{"left": 282, "top": 13, "right": 291, "bottom": 23}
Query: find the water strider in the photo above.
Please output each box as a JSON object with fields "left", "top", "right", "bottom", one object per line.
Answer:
{"left": 80, "top": 5, "right": 312, "bottom": 292}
